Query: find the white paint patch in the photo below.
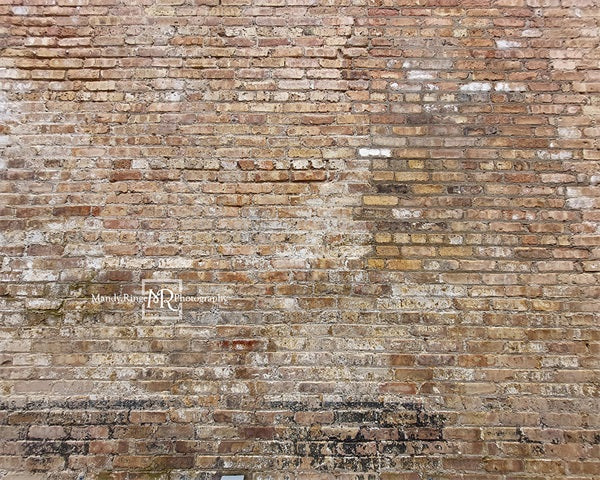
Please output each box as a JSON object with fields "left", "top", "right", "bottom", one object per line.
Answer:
{"left": 157, "top": 258, "right": 194, "bottom": 269}
{"left": 565, "top": 189, "right": 595, "bottom": 209}
{"left": 23, "top": 270, "right": 59, "bottom": 281}
{"left": 12, "top": 6, "right": 28, "bottom": 15}
{"left": 311, "top": 158, "right": 325, "bottom": 169}
{"left": 358, "top": 148, "right": 391, "bottom": 158}
{"left": 496, "top": 39, "right": 521, "bottom": 49}
{"left": 392, "top": 209, "right": 422, "bottom": 219}
{"left": 86, "top": 257, "right": 103, "bottom": 270}
{"left": 25, "top": 231, "right": 45, "bottom": 245}
{"left": 339, "top": 245, "right": 371, "bottom": 258}
{"left": 213, "top": 366, "right": 234, "bottom": 379}
{"left": 392, "top": 283, "right": 466, "bottom": 298}
{"left": 164, "top": 91, "right": 182, "bottom": 101}
{"left": 590, "top": 175, "right": 600, "bottom": 186}
{"left": 12, "top": 82, "right": 32, "bottom": 93}
{"left": 566, "top": 197, "right": 595, "bottom": 209}
{"left": 521, "top": 29, "right": 542, "bottom": 37}
{"left": 558, "top": 127, "right": 582, "bottom": 139}
{"left": 495, "top": 82, "right": 526, "bottom": 92}
{"left": 449, "top": 235, "right": 463, "bottom": 245}
{"left": 407, "top": 70, "right": 434, "bottom": 80}
{"left": 132, "top": 159, "right": 148, "bottom": 168}
{"left": 291, "top": 159, "right": 309, "bottom": 170}
{"left": 542, "top": 356, "right": 579, "bottom": 369}
{"left": 537, "top": 150, "right": 573, "bottom": 160}
{"left": 423, "top": 103, "right": 458, "bottom": 113}
{"left": 26, "top": 299, "right": 62, "bottom": 310}
{"left": 460, "top": 82, "right": 491, "bottom": 92}
{"left": 0, "top": 90, "right": 22, "bottom": 123}
{"left": 0, "top": 92, "right": 8, "bottom": 121}
{"left": 0, "top": 69, "right": 17, "bottom": 79}
{"left": 389, "top": 82, "right": 399, "bottom": 90}
{"left": 424, "top": 84, "right": 439, "bottom": 91}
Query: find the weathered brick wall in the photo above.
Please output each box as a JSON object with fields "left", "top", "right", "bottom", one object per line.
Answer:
{"left": 1, "top": 0, "right": 599, "bottom": 478}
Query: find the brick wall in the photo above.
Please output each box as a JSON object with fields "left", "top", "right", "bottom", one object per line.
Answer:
{"left": 1, "top": 0, "right": 599, "bottom": 479}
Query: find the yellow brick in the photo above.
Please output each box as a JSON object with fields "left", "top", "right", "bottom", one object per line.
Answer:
{"left": 408, "top": 160, "right": 425, "bottom": 169}
{"left": 395, "top": 172, "right": 430, "bottom": 181}
{"left": 373, "top": 171, "right": 395, "bottom": 181}
{"left": 363, "top": 195, "right": 398, "bottom": 206}
{"left": 375, "top": 233, "right": 393, "bottom": 243}
{"left": 532, "top": 299, "right": 561, "bottom": 311}
{"left": 410, "top": 234, "right": 428, "bottom": 244}
{"left": 412, "top": 184, "right": 446, "bottom": 194}
{"left": 368, "top": 258, "right": 385, "bottom": 269}
{"left": 387, "top": 259, "right": 422, "bottom": 270}
{"left": 439, "top": 247, "right": 474, "bottom": 257}
{"left": 376, "top": 246, "right": 400, "bottom": 256}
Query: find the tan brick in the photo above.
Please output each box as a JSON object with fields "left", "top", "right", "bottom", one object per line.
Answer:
{"left": 363, "top": 195, "right": 398, "bottom": 206}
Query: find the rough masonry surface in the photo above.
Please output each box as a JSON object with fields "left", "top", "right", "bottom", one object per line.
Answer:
{"left": 0, "top": 0, "right": 599, "bottom": 479}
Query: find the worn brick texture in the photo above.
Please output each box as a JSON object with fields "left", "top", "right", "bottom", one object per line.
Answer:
{"left": 1, "top": 0, "right": 600, "bottom": 478}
